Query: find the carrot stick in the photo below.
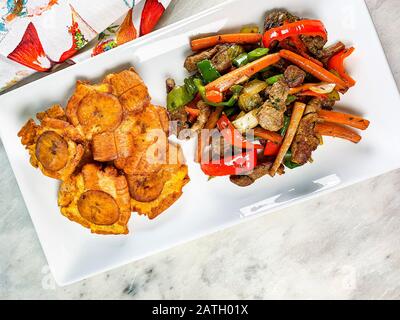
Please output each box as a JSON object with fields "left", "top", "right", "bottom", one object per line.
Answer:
{"left": 270, "top": 102, "right": 306, "bottom": 177}
{"left": 289, "top": 83, "right": 322, "bottom": 94}
{"left": 185, "top": 106, "right": 200, "bottom": 117}
{"left": 205, "top": 106, "right": 224, "bottom": 129}
{"left": 191, "top": 33, "right": 262, "bottom": 51}
{"left": 206, "top": 53, "right": 281, "bottom": 93}
{"left": 315, "top": 122, "right": 361, "bottom": 143}
{"left": 279, "top": 50, "right": 348, "bottom": 91}
{"left": 252, "top": 127, "right": 283, "bottom": 144}
{"left": 317, "top": 110, "right": 370, "bottom": 130}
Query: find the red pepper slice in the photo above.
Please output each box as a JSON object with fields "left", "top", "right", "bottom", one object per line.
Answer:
{"left": 217, "top": 114, "right": 263, "bottom": 150}
{"left": 201, "top": 150, "right": 257, "bottom": 176}
{"left": 263, "top": 141, "right": 280, "bottom": 156}
{"left": 328, "top": 47, "right": 356, "bottom": 87}
{"left": 263, "top": 20, "right": 327, "bottom": 49}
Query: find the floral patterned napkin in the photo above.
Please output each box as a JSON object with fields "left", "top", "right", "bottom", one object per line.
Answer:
{"left": 0, "top": 0, "right": 171, "bottom": 92}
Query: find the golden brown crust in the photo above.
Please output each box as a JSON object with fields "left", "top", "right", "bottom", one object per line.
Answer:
{"left": 18, "top": 113, "right": 86, "bottom": 180}
{"left": 129, "top": 143, "right": 190, "bottom": 219}
{"left": 58, "top": 163, "right": 131, "bottom": 235}
{"left": 36, "top": 104, "right": 66, "bottom": 122}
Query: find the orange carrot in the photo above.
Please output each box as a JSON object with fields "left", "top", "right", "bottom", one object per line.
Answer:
{"left": 185, "top": 106, "right": 200, "bottom": 117}
{"left": 270, "top": 102, "right": 306, "bottom": 176}
{"left": 252, "top": 127, "right": 283, "bottom": 144}
{"left": 289, "top": 83, "right": 322, "bottom": 94}
{"left": 206, "top": 53, "right": 281, "bottom": 93}
{"left": 206, "top": 90, "right": 223, "bottom": 103}
{"left": 191, "top": 33, "right": 262, "bottom": 51}
{"left": 279, "top": 50, "right": 348, "bottom": 91}
{"left": 318, "top": 110, "right": 370, "bottom": 130}
{"left": 205, "top": 106, "right": 224, "bottom": 129}
{"left": 315, "top": 122, "right": 361, "bottom": 143}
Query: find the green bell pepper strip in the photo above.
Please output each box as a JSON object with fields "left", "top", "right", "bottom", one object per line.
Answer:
{"left": 224, "top": 106, "right": 239, "bottom": 117}
{"left": 248, "top": 48, "right": 269, "bottom": 62}
{"left": 285, "top": 95, "right": 297, "bottom": 105}
{"left": 197, "top": 60, "right": 221, "bottom": 83}
{"left": 280, "top": 115, "right": 291, "bottom": 136}
{"left": 266, "top": 74, "right": 284, "bottom": 85}
{"left": 283, "top": 150, "right": 303, "bottom": 169}
{"left": 194, "top": 78, "right": 243, "bottom": 107}
{"left": 184, "top": 77, "right": 199, "bottom": 97}
{"left": 167, "top": 86, "right": 195, "bottom": 112}
{"left": 232, "top": 53, "right": 249, "bottom": 68}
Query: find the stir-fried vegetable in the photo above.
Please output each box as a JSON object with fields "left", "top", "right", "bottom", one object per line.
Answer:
{"left": 315, "top": 122, "right": 361, "bottom": 143}
{"left": 194, "top": 79, "right": 243, "bottom": 106}
{"left": 328, "top": 47, "right": 356, "bottom": 87}
{"left": 218, "top": 114, "right": 262, "bottom": 149}
{"left": 252, "top": 127, "right": 283, "bottom": 144}
{"left": 191, "top": 33, "right": 262, "bottom": 51}
{"left": 232, "top": 109, "right": 260, "bottom": 133}
{"left": 233, "top": 53, "right": 249, "bottom": 68}
{"left": 248, "top": 48, "right": 270, "bottom": 62}
{"left": 197, "top": 60, "right": 221, "bottom": 83}
{"left": 270, "top": 102, "right": 306, "bottom": 176}
{"left": 317, "top": 110, "right": 370, "bottom": 130}
{"left": 165, "top": 9, "right": 369, "bottom": 187}
{"left": 279, "top": 50, "right": 348, "bottom": 91}
{"left": 167, "top": 85, "right": 195, "bottom": 112}
{"left": 206, "top": 53, "right": 281, "bottom": 94}
{"left": 266, "top": 74, "right": 284, "bottom": 85}
{"left": 200, "top": 150, "right": 258, "bottom": 176}
{"left": 263, "top": 20, "right": 327, "bottom": 48}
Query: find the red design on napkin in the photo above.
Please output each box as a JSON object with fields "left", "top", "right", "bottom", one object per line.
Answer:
{"left": 140, "top": 0, "right": 165, "bottom": 36}
{"left": 7, "top": 22, "right": 52, "bottom": 72}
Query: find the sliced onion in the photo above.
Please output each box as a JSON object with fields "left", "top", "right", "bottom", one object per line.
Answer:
{"left": 309, "top": 83, "right": 336, "bottom": 94}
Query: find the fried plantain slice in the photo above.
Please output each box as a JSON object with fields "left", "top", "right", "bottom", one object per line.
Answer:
{"left": 18, "top": 115, "right": 85, "bottom": 180}
{"left": 113, "top": 105, "right": 169, "bottom": 174}
{"left": 35, "top": 131, "right": 69, "bottom": 171}
{"left": 119, "top": 85, "right": 151, "bottom": 114}
{"left": 66, "top": 81, "right": 113, "bottom": 125}
{"left": 77, "top": 92, "right": 123, "bottom": 139}
{"left": 58, "top": 164, "right": 131, "bottom": 235}
{"left": 129, "top": 143, "right": 190, "bottom": 219}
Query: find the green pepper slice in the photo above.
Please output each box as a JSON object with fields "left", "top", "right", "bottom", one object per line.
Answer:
{"left": 266, "top": 74, "right": 284, "bottom": 85}
{"left": 248, "top": 48, "right": 269, "bottom": 62}
{"left": 197, "top": 60, "right": 221, "bottom": 83}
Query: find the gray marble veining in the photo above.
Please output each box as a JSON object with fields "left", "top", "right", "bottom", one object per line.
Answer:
{"left": 1, "top": 0, "right": 400, "bottom": 299}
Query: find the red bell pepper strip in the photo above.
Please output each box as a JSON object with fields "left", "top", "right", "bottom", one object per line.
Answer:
{"left": 217, "top": 114, "right": 263, "bottom": 150}
{"left": 201, "top": 150, "right": 258, "bottom": 176}
{"left": 264, "top": 141, "right": 280, "bottom": 156}
{"left": 263, "top": 20, "right": 327, "bottom": 48}
{"left": 328, "top": 47, "right": 356, "bottom": 87}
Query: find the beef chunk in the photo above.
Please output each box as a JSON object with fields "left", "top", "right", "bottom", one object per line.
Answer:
{"left": 320, "top": 41, "right": 346, "bottom": 65}
{"left": 184, "top": 45, "right": 221, "bottom": 72}
{"left": 264, "top": 9, "right": 299, "bottom": 31}
{"left": 268, "top": 80, "right": 289, "bottom": 110}
{"left": 230, "top": 162, "right": 273, "bottom": 187}
{"left": 284, "top": 65, "right": 306, "bottom": 88}
{"left": 291, "top": 98, "right": 322, "bottom": 165}
{"left": 257, "top": 102, "right": 285, "bottom": 132}
{"left": 211, "top": 45, "right": 233, "bottom": 72}
{"left": 300, "top": 35, "right": 327, "bottom": 58}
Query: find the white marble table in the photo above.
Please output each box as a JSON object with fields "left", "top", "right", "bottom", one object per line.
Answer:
{"left": 1, "top": 0, "right": 399, "bottom": 300}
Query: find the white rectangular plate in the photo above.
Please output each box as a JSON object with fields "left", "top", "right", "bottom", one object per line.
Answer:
{"left": 1, "top": 0, "right": 400, "bottom": 286}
